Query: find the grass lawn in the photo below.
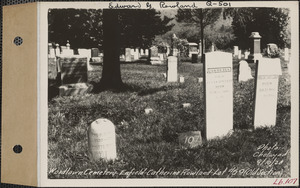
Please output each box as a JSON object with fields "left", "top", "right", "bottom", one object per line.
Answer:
{"left": 48, "top": 58, "right": 291, "bottom": 179}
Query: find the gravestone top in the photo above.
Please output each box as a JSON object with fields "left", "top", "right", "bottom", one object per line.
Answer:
{"left": 257, "top": 58, "right": 282, "bottom": 76}
{"left": 150, "top": 46, "right": 159, "bottom": 57}
{"left": 239, "top": 60, "right": 253, "bottom": 82}
{"left": 249, "top": 32, "right": 261, "bottom": 39}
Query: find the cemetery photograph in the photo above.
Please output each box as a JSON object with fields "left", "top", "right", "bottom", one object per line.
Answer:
{"left": 47, "top": 7, "right": 293, "bottom": 180}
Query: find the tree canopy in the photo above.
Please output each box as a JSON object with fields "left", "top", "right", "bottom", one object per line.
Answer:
{"left": 48, "top": 9, "right": 173, "bottom": 50}
{"left": 225, "top": 8, "right": 290, "bottom": 49}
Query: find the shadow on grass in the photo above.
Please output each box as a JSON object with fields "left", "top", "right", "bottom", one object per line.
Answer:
{"left": 90, "top": 81, "right": 176, "bottom": 96}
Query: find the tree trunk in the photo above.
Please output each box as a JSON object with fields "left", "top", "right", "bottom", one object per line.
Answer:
{"left": 98, "top": 9, "right": 123, "bottom": 90}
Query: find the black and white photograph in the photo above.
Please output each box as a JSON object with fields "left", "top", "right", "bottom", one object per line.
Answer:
{"left": 42, "top": 1, "right": 298, "bottom": 186}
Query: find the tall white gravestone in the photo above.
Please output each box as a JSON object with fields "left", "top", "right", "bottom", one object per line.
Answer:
{"left": 204, "top": 52, "right": 233, "bottom": 139}
{"left": 167, "top": 56, "right": 178, "bottom": 82}
{"left": 253, "top": 58, "right": 282, "bottom": 128}
{"left": 238, "top": 60, "right": 253, "bottom": 82}
{"left": 88, "top": 118, "right": 117, "bottom": 161}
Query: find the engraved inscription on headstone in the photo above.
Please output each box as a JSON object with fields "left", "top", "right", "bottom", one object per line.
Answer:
{"left": 253, "top": 58, "right": 282, "bottom": 128}
{"left": 59, "top": 57, "right": 88, "bottom": 85}
{"left": 204, "top": 52, "right": 233, "bottom": 140}
{"left": 88, "top": 118, "right": 117, "bottom": 161}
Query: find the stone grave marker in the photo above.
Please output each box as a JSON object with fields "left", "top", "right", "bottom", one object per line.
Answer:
{"left": 60, "top": 57, "right": 88, "bottom": 85}
{"left": 179, "top": 76, "right": 185, "bottom": 83}
{"left": 238, "top": 50, "right": 242, "bottom": 59}
{"left": 253, "top": 58, "right": 282, "bottom": 128}
{"left": 178, "top": 131, "right": 202, "bottom": 149}
{"left": 150, "top": 46, "right": 162, "bottom": 65}
{"left": 48, "top": 43, "right": 56, "bottom": 58}
{"left": 91, "top": 48, "right": 99, "bottom": 57}
{"left": 238, "top": 60, "right": 253, "bottom": 82}
{"left": 78, "top": 48, "right": 92, "bottom": 71}
{"left": 55, "top": 44, "right": 60, "bottom": 56}
{"left": 125, "top": 48, "right": 132, "bottom": 62}
{"left": 140, "top": 49, "right": 144, "bottom": 56}
{"left": 57, "top": 57, "right": 91, "bottom": 96}
{"left": 145, "top": 49, "right": 149, "bottom": 56}
{"left": 88, "top": 118, "right": 117, "bottom": 161}
{"left": 204, "top": 52, "right": 233, "bottom": 140}
{"left": 234, "top": 46, "right": 239, "bottom": 57}
{"left": 145, "top": 108, "right": 153, "bottom": 114}
{"left": 249, "top": 32, "right": 262, "bottom": 63}
{"left": 284, "top": 48, "right": 289, "bottom": 61}
{"left": 198, "top": 77, "right": 203, "bottom": 83}
{"left": 134, "top": 48, "right": 139, "bottom": 60}
{"left": 244, "top": 51, "right": 250, "bottom": 59}
{"left": 167, "top": 56, "right": 177, "bottom": 82}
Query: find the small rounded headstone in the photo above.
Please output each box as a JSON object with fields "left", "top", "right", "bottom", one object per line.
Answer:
{"left": 179, "top": 76, "right": 185, "bottom": 83}
{"left": 198, "top": 77, "right": 203, "bottom": 83}
{"left": 88, "top": 118, "right": 117, "bottom": 161}
{"left": 182, "top": 103, "right": 191, "bottom": 108}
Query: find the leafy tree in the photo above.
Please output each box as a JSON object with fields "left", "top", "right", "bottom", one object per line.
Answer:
{"left": 48, "top": 9, "right": 103, "bottom": 49}
{"left": 176, "top": 8, "right": 223, "bottom": 56}
{"left": 225, "top": 8, "right": 290, "bottom": 49}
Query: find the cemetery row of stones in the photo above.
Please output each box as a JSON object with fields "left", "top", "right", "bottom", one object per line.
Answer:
{"left": 55, "top": 51, "right": 283, "bottom": 162}
{"left": 49, "top": 32, "right": 290, "bottom": 66}
{"left": 48, "top": 32, "right": 288, "bottom": 161}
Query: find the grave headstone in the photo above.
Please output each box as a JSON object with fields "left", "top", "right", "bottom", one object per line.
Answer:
{"left": 150, "top": 46, "right": 162, "bottom": 65}
{"left": 78, "top": 48, "right": 92, "bottom": 71}
{"left": 145, "top": 108, "right": 153, "bottom": 114}
{"left": 211, "top": 44, "right": 215, "bottom": 52}
{"left": 167, "top": 56, "right": 177, "bottom": 82}
{"left": 178, "top": 131, "right": 202, "bottom": 149}
{"left": 59, "top": 57, "right": 88, "bottom": 85}
{"left": 182, "top": 103, "right": 191, "bottom": 108}
{"left": 238, "top": 50, "right": 242, "bottom": 59}
{"left": 55, "top": 44, "right": 60, "bottom": 56}
{"left": 159, "top": 53, "right": 164, "bottom": 61}
{"left": 284, "top": 48, "right": 289, "bottom": 61}
{"left": 125, "top": 48, "right": 132, "bottom": 62}
{"left": 88, "top": 118, "right": 117, "bottom": 161}
{"left": 48, "top": 43, "right": 55, "bottom": 58}
{"left": 238, "top": 60, "right": 253, "bottom": 82}
{"left": 145, "top": 49, "right": 149, "bottom": 56}
{"left": 140, "top": 49, "right": 144, "bottom": 56}
{"left": 253, "top": 58, "right": 282, "bottom": 128}
{"left": 66, "top": 40, "right": 70, "bottom": 49}
{"left": 198, "top": 77, "right": 203, "bottom": 83}
{"left": 244, "top": 51, "right": 250, "bottom": 59}
{"left": 266, "top": 43, "right": 279, "bottom": 58}
{"left": 179, "top": 76, "right": 185, "bottom": 83}
{"left": 204, "top": 52, "right": 233, "bottom": 140}
{"left": 234, "top": 46, "right": 239, "bottom": 57}
{"left": 249, "top": 32, "right": 262, "bottom": 63}
{"left": 91, "top": 48, "right": 100, "bottom": 57}
{"left": 135, "top": 48, "right": 140, "bottom": 59}
{"left": 57, "top": 57, "right": 91, "bottom": 96}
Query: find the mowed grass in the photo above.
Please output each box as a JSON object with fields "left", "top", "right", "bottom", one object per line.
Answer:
{"left": 48, "top": 58, "right": 291, "bottom": 179}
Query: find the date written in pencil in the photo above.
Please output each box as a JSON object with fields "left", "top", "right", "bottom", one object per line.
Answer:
{"left": 273, "top": 178, "right": 298, "bottom": 185}
{"left": 206, "top": 1, "right": 232, "bottom": 7}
